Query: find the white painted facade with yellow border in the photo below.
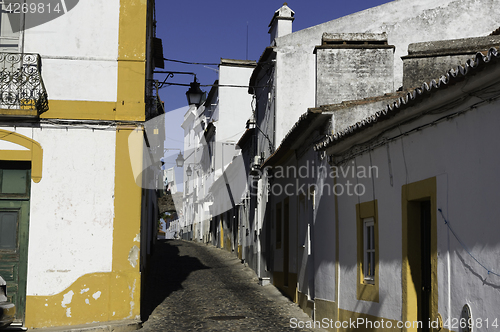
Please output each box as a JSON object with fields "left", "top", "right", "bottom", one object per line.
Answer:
{"left": 0, "top": 0, "right": 158, "bottom": 328}
{"left": 242, "top": 2, "right": 500, "bottom": 331}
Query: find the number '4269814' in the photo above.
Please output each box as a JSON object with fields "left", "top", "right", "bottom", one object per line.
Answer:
{"left": 4, "top": 2, "right": 62, "bottom": 14}
{"left": 443, "top": 317, "right": 498, "bottom": 329}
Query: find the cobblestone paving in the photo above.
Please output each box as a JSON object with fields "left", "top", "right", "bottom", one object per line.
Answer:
{"left": 140, "top": 240, "right": 325, "bottom": 332}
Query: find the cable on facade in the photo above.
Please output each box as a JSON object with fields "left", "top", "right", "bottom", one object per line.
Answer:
{"left": 438, "top": 208, "right": 500, "bottom": 277}
{"left": 31, "top": 119, "right": 144, "bottom": 131}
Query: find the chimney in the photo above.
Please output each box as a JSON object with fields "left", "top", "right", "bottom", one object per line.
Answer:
{"left": 314, "top": 33, "right": 395, "bottom": 107}
{"left": 268, "top": 3, "right": 294, "bottom": 44}
{"left": 402, "top": 35, "right": 500, "bottom": 90}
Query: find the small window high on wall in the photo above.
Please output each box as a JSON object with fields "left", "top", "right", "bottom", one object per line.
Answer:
{"left": 363, "top": 217, "right": 375, "bottom": 284}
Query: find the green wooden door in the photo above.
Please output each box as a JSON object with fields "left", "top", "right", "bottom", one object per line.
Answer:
{"left": 0, "top": 162, "right": 31, "bottom": 323}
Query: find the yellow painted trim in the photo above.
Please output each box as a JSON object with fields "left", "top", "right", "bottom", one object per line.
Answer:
{"left": 25, "top": 272, "right": 139, "bottom": 329}
{"left": 41, "top": 100, "right": 117, "bottom": 121}
{"left": 313, "top": 303, "right": 401, "bottom": 332}
{"left": 219, "top": 220, "right": 224, "bottom": 249}
{"left": 272, "top": 271, "right": 298, "bottom": 302}
{"left": 356, "top": 200, "right": 379, "bottom": 302}
{"left": 297, "top": 291, "right": 314, "bottom": 318}
{"left": 0, "top": 130, "right": 43, "bottom": 183}
{"left": 113, "top": 5, "right": 147, "bottom": 312}
{"left": 224, "top": 231, "right": 231, "bottom": 253}
{"left": 0, "top": 108, "right": 38, "bottom": 117}
{"left": 116, "top": 0, "right": 148, "bottom": 121}
{"left": 314, "top": 298, "right": 337, "bottom": 332}
{"left": 110, "top": 127, "right": 142, "bottom": 320}
{"left": 118, "top": 0, "right": 147, "bottom": 62}
{"left": 42, "top": 99, "right": 145, "bottom": 122}
{"left": 338, "top": 308, "right": 399, "bottom": 332}
{"left": 116, "top": 61, "right": 146, "bottom": 121}
{"left": 402, "top": 177, "right": 438, "bottom": 332}
{"left": 0, "top": 150, "right": 31, "bottom": 161}
{"left": 25, "top": 127, "right": 143, "bottom": 328}
{"left": 113, "top": 127, "right": 142, "bottom": 274}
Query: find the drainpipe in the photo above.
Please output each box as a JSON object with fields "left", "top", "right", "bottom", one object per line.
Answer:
{"left": 256, "top": 177, "right": 262, "bottom": 279}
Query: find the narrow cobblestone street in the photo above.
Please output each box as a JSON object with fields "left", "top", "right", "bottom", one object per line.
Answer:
{"left": 139, "top": 240, "right": 325, "bottom": 332}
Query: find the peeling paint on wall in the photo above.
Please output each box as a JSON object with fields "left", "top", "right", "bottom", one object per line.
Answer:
{"left": 80, "top": 288, "right": 89, "bottom": 294}
{"left": 128, "top": 245, "right": 139, "bottom": 268}
{"left": 61, "top": 290, "right": 74, "bottom": 308}
{"left": 92, "top": 291, "right": 101, "bottom": 300}
{"left": 133, "top": 234, "right": 140, "bottom": 242}
{"left": 127, "top": 279, "right": 136, "bottom": 319}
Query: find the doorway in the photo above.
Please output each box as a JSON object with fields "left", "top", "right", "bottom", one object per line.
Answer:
{"left": 402, "top": 177, "right": 437, "bottom": 332}
{"left": 0, "top": 161, "right": 31, "bottom": 324}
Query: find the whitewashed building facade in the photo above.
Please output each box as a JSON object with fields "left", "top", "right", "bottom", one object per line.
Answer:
{"left": 0, "top": 0, "right": 161, "bottom": 328}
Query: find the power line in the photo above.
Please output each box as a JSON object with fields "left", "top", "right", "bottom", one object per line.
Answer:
{"left": 164, "top": 58, "right": 218, "bottom": 66}
{"left": 160, "top": 82, "right": 269, "bottom": 89}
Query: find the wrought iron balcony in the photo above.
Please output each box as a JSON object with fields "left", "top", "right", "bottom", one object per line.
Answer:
{"left": 0, "top": 52, "right": 49, "bottom": 117}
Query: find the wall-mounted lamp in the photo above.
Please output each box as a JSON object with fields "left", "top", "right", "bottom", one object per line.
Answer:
{"left": 154, "top": 71, "right": 206, "bottom": 106}
{"left": 186, "top": 165, "right": 193, "bottom": 177}
{"left": 164, "top": 148, "right": 185, "bottom": 168}
{"left": 186, "top": 77, "right": 204, "bottom": 107}
{"left": 175, "top": 152, "right": 184, "bottom": 167}
{"left": 185, "top": 163, "right": 201, "bottom": 177}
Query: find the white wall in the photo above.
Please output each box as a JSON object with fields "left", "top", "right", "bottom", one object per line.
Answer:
{"left": 23, "top": 125, "right": 117, "bottom": 296}
{"left": 330, "top": 96, "right": 500, "bottom": 322}
{"left": 273, "top": 0, "right": 500, "bottom": 145}
{"left": 23, "top": 0, "right": 120, "bottom": 102}
{"left": 218, "top": 64, "right": 255, "bottom": 143}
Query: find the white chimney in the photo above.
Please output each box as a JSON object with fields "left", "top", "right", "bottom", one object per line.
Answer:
{"left": 268, "top": 3, "right": 294, "bottom": 44}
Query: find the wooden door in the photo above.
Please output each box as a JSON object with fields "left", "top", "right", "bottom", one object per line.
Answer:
{"left": 0, "top": 161, "right": 30, "bottom": 323}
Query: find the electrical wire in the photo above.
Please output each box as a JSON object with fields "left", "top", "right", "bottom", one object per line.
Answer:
{"left": 164, "top": 58, "right": 218, "bottom": 66}
{"left": 163, "top": 58, "right": 275, "bottom": 67}
{"left": 160, "top": 82, "right": 269, "bottom": 89}
{"left": 438, "top": 208, "right": 500, "bottom": 277}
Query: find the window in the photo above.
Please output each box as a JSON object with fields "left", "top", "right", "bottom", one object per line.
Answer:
{"left": 363, "top": 218, "right": 375, "bottom": 283}
{"left": 0, "top": 1, "right": 22, "bottom": 52}
{"left": 356, "top": 200, "right": 379, "bottom": 302}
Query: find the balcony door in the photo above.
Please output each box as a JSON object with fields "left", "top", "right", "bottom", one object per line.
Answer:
{"left": 0, "top": 161, "right": 31, "bottom": 324}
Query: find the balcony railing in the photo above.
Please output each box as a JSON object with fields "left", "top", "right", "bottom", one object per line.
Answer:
{"left": 0, "top": 52, "right": 49, "bottom": 116}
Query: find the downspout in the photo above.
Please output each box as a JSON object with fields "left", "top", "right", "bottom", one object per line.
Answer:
{"left": 257, "top": 177, "right": 262, "bottom": 280}
{"left": 334, "top": 161, "right": 340, "bottom": 330}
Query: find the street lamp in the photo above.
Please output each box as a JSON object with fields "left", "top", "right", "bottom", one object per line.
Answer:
{"left": 186, "top": 165, "right": 193, "bottom": 177}
{"left": 175, "top": 152, "right": 184, "bottom": 167}
{"left": 186, "top": 78, "right": 204, "bottom": 106}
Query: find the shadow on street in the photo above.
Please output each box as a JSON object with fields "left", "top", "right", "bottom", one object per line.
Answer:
{"left": 140, "top": 239, "right": 209, "bottom": 322}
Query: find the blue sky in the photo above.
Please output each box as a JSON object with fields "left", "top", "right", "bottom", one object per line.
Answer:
{"left": 155, "top": 1, "right": 393, "bottom": 190}
{"left": 155, "top": 1, "right": 393, "bottom": 112}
